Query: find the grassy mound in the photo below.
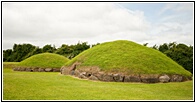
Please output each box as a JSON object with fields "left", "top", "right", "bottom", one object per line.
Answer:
{"left": 65, "top": 40, "right": 192, "bottom": 77}
{"left": 18, "top": 53, "right": 69, "bottom": 68}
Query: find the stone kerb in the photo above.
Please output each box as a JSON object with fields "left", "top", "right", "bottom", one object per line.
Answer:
{"left": 13, "top": 67, "right": 60, "bottom": 72}
{"left": 61, "top": 63, "right": 192, "bottom": 83}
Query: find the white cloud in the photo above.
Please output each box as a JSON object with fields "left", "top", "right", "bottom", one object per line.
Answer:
{"left": 158, "top": 3, "right": 193, "bottom": 15}
{"left": 158, "top": 3, "right": 177, "bottom": 16}
{"left": 3, "top": 2, "right": 150, "bottom": 49}
{"left": 2, "top": 2, "right": 193, "bottom": 50}
{"left": 146, "top": 3, "right": 193, "bottom": 46}
{"left": 173, "top": 3, "right": 193, "bottom": 12}
{"left": 147, "top": 19, "right": 193, "bottom": 46}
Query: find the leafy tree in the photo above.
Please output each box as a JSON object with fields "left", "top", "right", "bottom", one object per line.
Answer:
{"left": 42, "top": 44, "right": 56, "bottom": 53}
{"left": 55, "top": 42, "right": 90, "bottom": 59}
{"left": 158, "top": 43, "right": 169, "bottom": 53}
{"left": 92, "top": 43, "right": 100, "bottom": 47}
{"left": 3, "top": 49, "right": 13, "bottom": 61}
{"left": 143, "top": 43, "right": 148, "bottom": 46}
{"left": 9, "top": 44, "right": 36, "bottom": 62}
{"left": 157, "top": 42, "right": 193, "bottom": 73}
{"left": 3, "top": 42, "right": 92, "bottom": 62}
{"left": 24, "top": 47, "right": 42, "bottom": 59}
{"left": 152, "top": 44, "right": 158, "bottom": 50}
{"left": 55, "top": 44, "right": 73, "bottom": 58}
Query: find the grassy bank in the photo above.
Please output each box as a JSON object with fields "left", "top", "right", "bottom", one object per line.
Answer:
{"left": 3, "top": 63, "right": 193, "bottom": 100}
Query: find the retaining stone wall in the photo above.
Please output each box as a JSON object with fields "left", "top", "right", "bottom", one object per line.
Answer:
{"left": 61, "top": 63, "right": 192, "bottom": 83}
{"left": 13, "top": 67, "right": 60, "bottom": 72}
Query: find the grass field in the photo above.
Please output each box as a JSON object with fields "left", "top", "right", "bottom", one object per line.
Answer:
{"left": 3, "top": 62, "right": 193, "bottom": 100}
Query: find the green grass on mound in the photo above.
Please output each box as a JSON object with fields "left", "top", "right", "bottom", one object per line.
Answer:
{"left": 65, "top": 40, "right": 191, "bottom": 77}
{"left": 18, "top": 53, "right": 69, "bottom": 68}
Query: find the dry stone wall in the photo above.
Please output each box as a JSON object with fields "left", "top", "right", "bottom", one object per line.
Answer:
{"left": 13, "top": 67, "right": 60, "bottom": 72}
{"left": 61, "top": 63, "right": 192, "bottom": 83}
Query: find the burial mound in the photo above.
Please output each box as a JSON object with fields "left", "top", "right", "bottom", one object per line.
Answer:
{"left": 61, "top": 40, "right": 192, "bottom": 83}
{"left": 13, "top": 53, "right": 69, "bottom": 72}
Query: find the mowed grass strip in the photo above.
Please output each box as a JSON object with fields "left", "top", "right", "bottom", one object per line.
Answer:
{"left": 3, "top": 67, "right": 193, "bottom": 100}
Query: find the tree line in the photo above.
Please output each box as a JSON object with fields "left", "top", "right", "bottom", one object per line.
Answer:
{"left": 3, "top": 42, "right": 193, "bottom": 73}
{"left": 3, "top": 42, "right": 98, "bottom": 62}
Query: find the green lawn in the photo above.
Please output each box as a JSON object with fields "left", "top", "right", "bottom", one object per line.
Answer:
{"left": 3, "top": 64, "right": 193, "bottom": 100}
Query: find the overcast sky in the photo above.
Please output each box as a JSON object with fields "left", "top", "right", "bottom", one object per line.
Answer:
{"left": 2, "top": 2, "right": 194, "bottom": 50}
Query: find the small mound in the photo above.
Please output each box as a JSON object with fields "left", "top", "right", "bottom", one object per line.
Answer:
{"left": 65, "top": 40, "right": 191, "bottom": 77}
{"left": 18, "top": 53, "right": 69, "bottom": 68}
